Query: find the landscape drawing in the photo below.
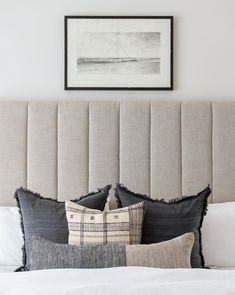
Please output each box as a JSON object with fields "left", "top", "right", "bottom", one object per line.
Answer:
{"left": 76, "top": 32, "right": 160, "bottom": 75}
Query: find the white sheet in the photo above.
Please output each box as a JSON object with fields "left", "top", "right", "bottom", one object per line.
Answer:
{"left": 202, "top": 202, "right": 235, "bottom": 267}
{"left": 0, "top": 207, "right": 23, "bottom": 267}
{"left": 0, "top": 265, "right": 17, "bottom": 272}
{"left": 0, "top": 267, "right": 235, "bottom": 295}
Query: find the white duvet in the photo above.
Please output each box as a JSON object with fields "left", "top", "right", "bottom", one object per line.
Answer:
{"left": 0, "top": 267, "right": 235, "bottom": 295}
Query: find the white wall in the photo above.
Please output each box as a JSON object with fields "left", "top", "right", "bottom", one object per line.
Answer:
{"left": 0, "top": 0, "right": 235, "bottom": 101}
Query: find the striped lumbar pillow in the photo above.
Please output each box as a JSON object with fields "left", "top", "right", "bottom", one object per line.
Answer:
{"left": 65, "top": 201, "right": 145, "bottom": 245}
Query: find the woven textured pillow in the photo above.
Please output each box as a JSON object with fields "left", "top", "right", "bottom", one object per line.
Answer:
{"left": 115, "top": 184, "right": 211, "bottom": 268}
{"left": 65, "top": 201, "right": 145, "bottom": 245}
{"left": 14, "top": 185, "right": 111, "bottom": 271}
{"left": 27, "top": 233, "right": 194, "bottom": 270}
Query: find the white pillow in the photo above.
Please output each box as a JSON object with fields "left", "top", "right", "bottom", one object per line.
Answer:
{"left": 0, "top": 207, "right": 23, "bottom": 267}
{"left": 202, "top": 202, "right": 235, "bottom": 267}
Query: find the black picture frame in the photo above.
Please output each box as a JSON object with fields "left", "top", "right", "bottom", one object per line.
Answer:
{"left": 64, "top": 16, "right": 173, "bottom": 91}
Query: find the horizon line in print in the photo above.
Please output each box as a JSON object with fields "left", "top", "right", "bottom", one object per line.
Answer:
{"left": 76, "top": 32, "right": 161, "bottom": 75}
{"left": 77, "top": 57, "right": 160, "bottom": 75}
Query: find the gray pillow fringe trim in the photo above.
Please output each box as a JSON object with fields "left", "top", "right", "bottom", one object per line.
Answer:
{"left": 14, "top": 185, "right": 111, "bottom": 272}
{"left": 115, "top": 183, "right": 210, "bottom": 207}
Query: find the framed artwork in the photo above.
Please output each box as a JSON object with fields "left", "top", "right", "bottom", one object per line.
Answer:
{"left": 64, "top": 16, "right": 173, "bottom": 90}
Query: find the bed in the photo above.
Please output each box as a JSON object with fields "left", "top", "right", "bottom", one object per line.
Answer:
{"left": 1, "top": 101, "right": 235, "bottom": 294}
{"left": 1, "top": 267, "right": 235, "bottom": 295}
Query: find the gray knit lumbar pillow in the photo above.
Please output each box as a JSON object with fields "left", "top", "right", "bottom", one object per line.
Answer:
{"left": 27, "top": 233, "right": 194, "bottom": 270}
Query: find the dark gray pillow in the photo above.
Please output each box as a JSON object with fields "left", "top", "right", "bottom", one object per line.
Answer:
{"left": 115, "top": 184, "right": 211, "bottom": 268}
{"left": 27, "top": 233, "right": 194, "bottom": 270}
{"left": 14, "top": 185, "right": 111, "bottom": 271}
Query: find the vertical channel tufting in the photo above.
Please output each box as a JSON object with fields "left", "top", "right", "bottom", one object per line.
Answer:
{"left": 151, "top": 101, "right": 181, "bottom": 199}
{"left": 0, "top": 102, "right": 27, "bottom": 205}
{"left": 213, "top": 102, "right": 235, "bottom": 202}
{"left": 89, "top": 102, "right": 119, "bottom": 208}
{"left": 181, "top": 101, "right": 212, "bottom": 198}
{"left": 58, "top": 102, "right": 89, "bottom": 200}
{"left": 120, "top": 102, "right": 150, "bottom": 196}
{"left": 1, "top": 100, "right": 235, "bottom": 206}
{"left": 27, "top": 102, "right": 57, "bottom": 199}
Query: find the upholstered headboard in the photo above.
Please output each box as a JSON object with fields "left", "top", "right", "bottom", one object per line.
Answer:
{"left": 0, "top": 101, "right": 234, "bottom": 207}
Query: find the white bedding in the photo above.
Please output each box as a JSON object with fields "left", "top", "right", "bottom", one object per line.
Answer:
{"left": 0, "top": 207, "right": 23, "bottom": 267}
{"left": 0, "top": 267, "right": 235, "bottom": 295}
{"left": 0, "top": 265, "right": 18, "bottom": 272}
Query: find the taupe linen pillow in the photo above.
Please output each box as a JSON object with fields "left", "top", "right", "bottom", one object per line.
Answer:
{"left": 27, "top": 233, "right": 194, "bottom": 270}
{"left": 65, "top": 201, "right": 145, "bottom": 245}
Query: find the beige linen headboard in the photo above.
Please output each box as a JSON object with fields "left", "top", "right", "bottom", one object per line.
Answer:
{"left": 0, "top": 101, "right": 234, "bottom": 207}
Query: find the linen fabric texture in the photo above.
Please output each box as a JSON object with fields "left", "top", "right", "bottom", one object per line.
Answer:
{"left": 14, "top": 185, "right": 111, "bottom": 271}
{"left": 115, "top": 184, "right": 211, "bottom": 268}
{"left": 0, "top": 207, "right": 23, "bottom": 267}
{"left": 202, "top": 202, "right": 235, "bottom": 267}
{"left": 65, "top": 201, "right": 145, "bottom": 245}
{"left": 27, "top": 233, "right": 194, "bottom": 270}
